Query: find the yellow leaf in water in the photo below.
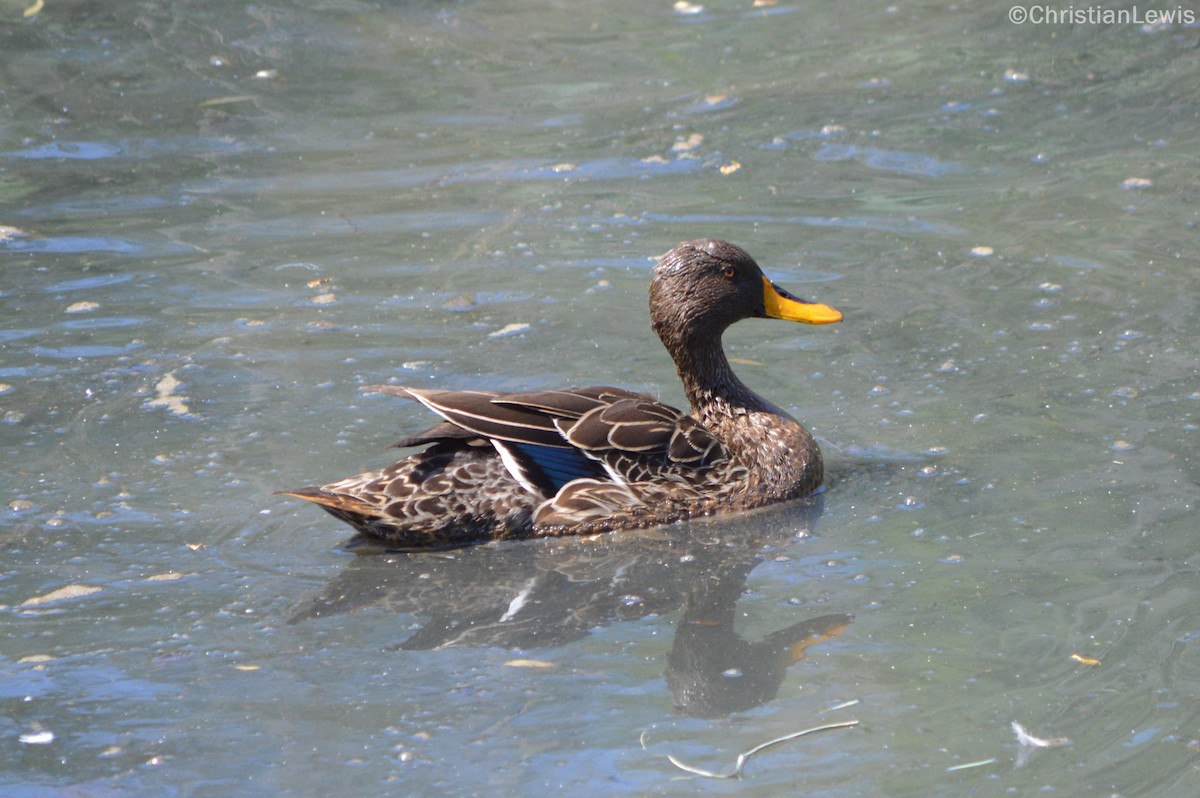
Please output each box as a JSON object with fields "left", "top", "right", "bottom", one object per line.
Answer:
{"left": 24, "top": 0, "right": 44, "bottom": 18}
{"left": 1070, "top": 653, "right": 1101, "bottom": 666}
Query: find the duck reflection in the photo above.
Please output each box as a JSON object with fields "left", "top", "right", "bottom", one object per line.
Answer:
{"left": 289, "top": 493, "right": 850, "bottom": 718}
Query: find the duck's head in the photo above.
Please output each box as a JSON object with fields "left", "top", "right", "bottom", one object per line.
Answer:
{"left": 650, "top": 240, "right": 842, "bottom": 344}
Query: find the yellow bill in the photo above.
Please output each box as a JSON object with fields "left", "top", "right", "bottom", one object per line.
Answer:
{"left": 761, "top": 276, "right": 842, "bottom": 324}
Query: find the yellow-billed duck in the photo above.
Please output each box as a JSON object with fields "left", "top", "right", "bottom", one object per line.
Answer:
{"left": 279, "top": 240, "right": 841, "bottom": 548}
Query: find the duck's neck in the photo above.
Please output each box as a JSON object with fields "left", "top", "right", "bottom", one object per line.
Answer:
{"left": 658, "top": 323, "right": 821, "bottom": 499}
{"left": 665, "top": 329, "right": 786, "bottom": 422}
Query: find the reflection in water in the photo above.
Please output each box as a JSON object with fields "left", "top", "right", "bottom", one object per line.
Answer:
{"left": 291, "top": 494, "right": 851, "bottom": 718}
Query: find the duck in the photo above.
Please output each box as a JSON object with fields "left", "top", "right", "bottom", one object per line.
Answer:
{"left": 279, "top": 239, "right": 842, "bottom": 549}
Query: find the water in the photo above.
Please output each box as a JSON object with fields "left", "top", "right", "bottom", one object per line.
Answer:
{"left": 2, "top": 1, "right": 1198, "bottom": 795}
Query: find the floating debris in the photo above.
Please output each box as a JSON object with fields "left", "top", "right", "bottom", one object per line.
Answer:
{"left": 946, "top": 757, "right": 996, "bottom": 772}
{"left": 969, "top": 246, "right": 994, "bottom": 257}
{"left": 665, "top": 719, "right": 859, "bottom": 779}
{"left": 673, "top": 1, "right": 704, "bottom": 14}
{"left": 21, "top": 584, "right": 102, "bottom": 607}
{"left": 145, "top": 572, "right": 184, "bottom": 582}
{"left": 441, "top": 294, "right": 477, "bottom": 312}
{"left": 1122, "top": 177, "right": 1153, "bottom": 190}
{"left": 1070, "top": 653, "right": 1102, "bottom": 666}
{"left": 199, "top": 95, "right": 257, "bottom": 108}
{"left": 64, "top": 301, "right": 99, "bottom": 314}
{"left": 825, "top": 699, "right": 860, "bottom": 711}
{"left": 672, "top": 133, "right": 704, "bottom": 153}
{"left": 19, "top": 654, "right": 54, "bottom": 664}
{"left": 19, "top": 729, "right": 55, "bottom": 745}
{"left": 1012, "top": 720, "right": 1070, "bottom": 748}
{"left": 504, "top": 659, "right": 556, "bottom": 669}
{"left": 488, "top": 322, "right": 530, "bottom": 339}
{"left": 719, "top": 160, "right": 741, "bottom": 175}
{"left": 145, "top": 371, "right": 195, "bottom": 418}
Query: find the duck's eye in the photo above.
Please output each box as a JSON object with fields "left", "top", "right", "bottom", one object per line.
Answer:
{"left": 722, "top": 266, "right": 737, "bottom": 280}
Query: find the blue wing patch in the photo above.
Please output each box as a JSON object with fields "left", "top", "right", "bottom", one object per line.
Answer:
{"left": 512, "top": 442, "right": 602, "bottom": 492}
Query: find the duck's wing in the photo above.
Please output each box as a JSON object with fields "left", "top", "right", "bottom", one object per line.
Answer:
{"left": 377, "top": 385, "right": 728, "bottom": 495}
{"left": 378, "top": 386, "right": 614, "bottom": 497}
